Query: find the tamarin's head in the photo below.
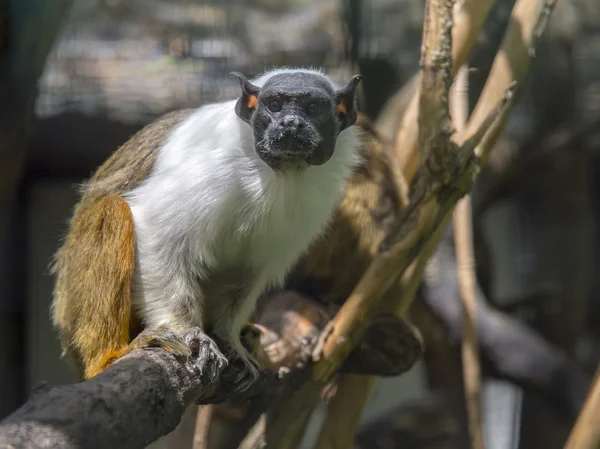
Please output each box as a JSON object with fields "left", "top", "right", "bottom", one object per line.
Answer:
{"left": 231, "top": 70, "right": 363, "bottom": 170}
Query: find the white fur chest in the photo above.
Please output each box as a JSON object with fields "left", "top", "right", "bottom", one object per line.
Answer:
{"left": 123, "top": 96, "right": 360, "bottom": 330}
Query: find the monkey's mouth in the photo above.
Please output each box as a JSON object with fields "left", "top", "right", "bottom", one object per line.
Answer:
{"left": 267, "top": 133, "right": 328, "bottom": 164}
{"left": 256, "top": 130, "right": 330, "bottom": 171}
{"left": 270, "top": 131, "right": 318, "bottom": 152}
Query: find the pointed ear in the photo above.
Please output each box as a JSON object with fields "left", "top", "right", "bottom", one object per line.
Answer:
{"left": 230, "top": 72, "right": 261, "bottom": 124}
{"left": 334, "top": 75, "right": 363, "bottom": 131}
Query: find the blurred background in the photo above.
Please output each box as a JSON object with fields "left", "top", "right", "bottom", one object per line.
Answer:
{"left": 1, "top": 0, "right": 600, "bottom": 448}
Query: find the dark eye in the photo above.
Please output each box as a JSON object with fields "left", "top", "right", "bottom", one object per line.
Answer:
{"left": 267, "top": 99, "right": 282, "bottom": 112}
{"left": 307, "top": 103, "right": 321, "bottom": 115}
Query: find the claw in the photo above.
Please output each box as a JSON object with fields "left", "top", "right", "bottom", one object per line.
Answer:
{"left": 129, "top": 327, "right": 228, "bottom": 386}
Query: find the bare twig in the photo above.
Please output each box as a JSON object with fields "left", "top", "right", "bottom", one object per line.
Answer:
{"left": 451, "top": 65, "right": 485, "bottom": 449}
{"left": 238, "top": 415, "right": 266, "bottom": 449}
{"left": 392, "top": 0, "right": 496, "bottom": 185}
{"left": 192, "top": 406, "right": 213, "bottom": 449}
{"left": 464, "top": 0, "right": 559, "bottom": 161}
{"left": 459, "top": 81, "right": 516, "bottom": 155}
{"left": 310, "top": 0, "right": 556, "bottom": 410}
{"left": 454, "top": 198, "right": 486, "bottom": 449}
{"left": 563, "top": 367, "right": 600, "bottom": 449}
{"left": 313, "top": 376, "right": 378, "bottom": 449}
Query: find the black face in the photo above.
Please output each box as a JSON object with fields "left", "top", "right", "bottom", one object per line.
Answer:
{"left": 231, "top": 71, "right": 363, "bottom": 171}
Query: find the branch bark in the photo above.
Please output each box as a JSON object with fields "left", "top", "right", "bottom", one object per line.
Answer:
{"left": 451, "top": 65, "right": 485, "bottom": 449}
{"left": 0, "top": 347, "right": 239, "bottom": 449}
{"left": 392, "top": 0, "right": 496, "bottom": 186}
{"left": 0, "top": 290, "right": 419, "bottom": 449}
{"left": 191, "top": 406, "right": 213, "bottom": 449}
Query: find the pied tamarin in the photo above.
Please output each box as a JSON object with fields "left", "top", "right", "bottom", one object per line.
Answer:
{"left": 51, "top": 68, "right": 363, "bottom": 391}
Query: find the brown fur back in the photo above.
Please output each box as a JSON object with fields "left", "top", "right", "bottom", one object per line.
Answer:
{"left": 51, "top": 110, "right": 191, "bottom": 378}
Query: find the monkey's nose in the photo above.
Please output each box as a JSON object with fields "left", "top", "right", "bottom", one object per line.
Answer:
{"left": 279, "top": 115, "right": 304, "bottom": 133}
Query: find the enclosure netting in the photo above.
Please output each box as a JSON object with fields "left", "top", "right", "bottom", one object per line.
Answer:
{"left": 34, "top": 0, "right": 427, "bottom": 126}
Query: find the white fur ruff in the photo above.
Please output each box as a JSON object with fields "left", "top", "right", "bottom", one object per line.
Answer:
{"left": 123, "top": 68, "right": 360, "bottom": 344}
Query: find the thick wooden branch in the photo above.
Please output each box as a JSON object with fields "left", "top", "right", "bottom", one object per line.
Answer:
{"left": 0, "top": 289, "right": 421, "bottom": 449}
{"left": 0, "top": 347, "right": 233, "bottom": 449}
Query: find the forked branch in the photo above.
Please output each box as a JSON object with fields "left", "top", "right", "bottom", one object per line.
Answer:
{"left": 308, "top": 0, "right": 556, "bottom": 427}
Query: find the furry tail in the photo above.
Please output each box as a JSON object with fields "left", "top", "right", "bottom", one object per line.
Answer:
{"left": 51, "top": 194, "right": 136, "bottom": 379}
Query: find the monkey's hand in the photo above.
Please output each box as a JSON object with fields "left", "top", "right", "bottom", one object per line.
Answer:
{"left": 129, "top": 327, "right": 229, "bottom": 385}
{"left": 216, "top": 324, "right": 262, "bottom": 393}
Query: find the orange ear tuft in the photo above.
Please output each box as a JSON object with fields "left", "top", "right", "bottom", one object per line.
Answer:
{"left": 336, "top": 101, "right": 348, "bottom": 114}
{"left": 247, "top": 95, "right": 258, "bottom": 109}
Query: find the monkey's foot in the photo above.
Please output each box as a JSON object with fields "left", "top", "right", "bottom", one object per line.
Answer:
{"left": 216, "top": 335, "right": 261, "bottom": 393}
{"left": 130, "top": 327, "right": 228, "bottom": 385}
{"left": 230, "top": 348, "right": 261, "bottom": 393}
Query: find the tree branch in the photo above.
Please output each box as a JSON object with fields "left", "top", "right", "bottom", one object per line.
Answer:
{"left": 392, "top": 0, "right": 496, "bottom": 186}
{"left": 465, "top": 0, "right": 559, "bottom": 161}
{"left": 0, "top": 290, "right": 419, "bottom": 449}
{"left": 451, "top": 64, "right": 486, "bottom": 449}
{"left": 304, "top": 1, "right": 555, "bottom": 445}
{"left": 191, "top": 405, "right": 213, "bottom": 449}
{"left": 0, "top": 347, "right": 236, "bottom": 449}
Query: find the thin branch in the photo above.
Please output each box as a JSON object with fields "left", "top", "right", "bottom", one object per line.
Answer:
{"left": 454, "top": 199, "right": 486, "bottom": 449}
{"left": 418, "top": 0, "right": 455, "bottom": 175}
{"left": 459, "top": 81, "right": 516, "bottom": 155}
{"left": 311, "top": 0, "right": 557, "bottom": 399}
{"left": 191, "top": 406, "right": 213, "bottom": 449}
{"left": 451, "top": 64, "right": 485, "bottom": 449}
{"left": 313, "top": 376, "right": 378, "bottom": 449}
{"left": 392, "top": 0, "right": 496, "bottom": 185}
{"left": 563, "top": 367, "right": 600, "bottom": 449}
{"left": 464, "top": 0, "right": 559, "bottom": 161}
{"left": 238, "top": 415, "right": 266, "bottom": 449}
